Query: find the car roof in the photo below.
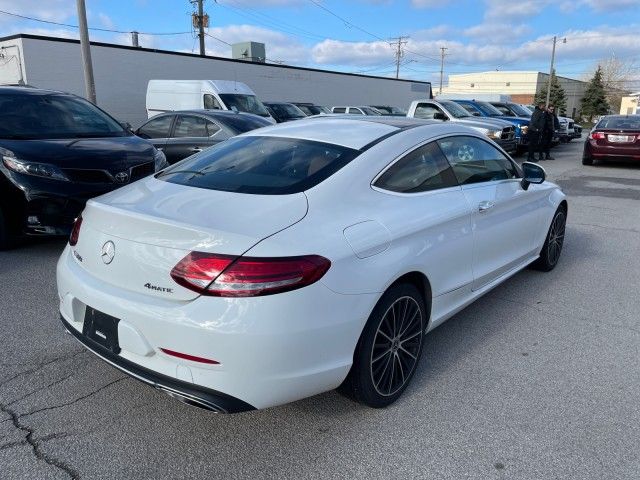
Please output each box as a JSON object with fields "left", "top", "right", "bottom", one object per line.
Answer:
{"left": 0, "top": 85, "right": 71, "bottom": 96}
{"left": 242, "top": 116, "right": 445, "bottom": 150}
{"left": 149, "top": 109, "right": 265, "bottom": 120}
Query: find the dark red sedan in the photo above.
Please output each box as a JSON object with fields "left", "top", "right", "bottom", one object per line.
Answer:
{"left": 583, "top": 115, "right": 640, "bottom": 165}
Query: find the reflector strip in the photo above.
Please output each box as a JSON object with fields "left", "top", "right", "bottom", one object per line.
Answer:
{"left": 160, "top": 348, "right": 220, "bottom": 365}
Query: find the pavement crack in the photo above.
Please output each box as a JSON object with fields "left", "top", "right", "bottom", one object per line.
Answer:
{"left": 20, "top": 377, "right": 127, "bottom": 419}
{"left": 0, "top": 439, "right": 28, "bottom": 451}
{"left": 0, "top": 350, "right": 85, "bottom": 388}
{"left": 570, "top": 222, "right": 640, "bottom": 234}
{"left": 6, "top": 372, "right": 77, "bottom": 408}
{"left": 0, "top": 403, "right": 80, "bottom": 479}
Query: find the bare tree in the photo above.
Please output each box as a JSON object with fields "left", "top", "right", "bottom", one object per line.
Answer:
{"left": 584, "top": 56, "right": 638, "bottom": 113}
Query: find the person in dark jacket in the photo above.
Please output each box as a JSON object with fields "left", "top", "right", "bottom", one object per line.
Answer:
{"left": 528, "top": 101, "right": 546, "bottom": 161}
{"left": 542, "top": 104, "right": 559, "bottom": 160}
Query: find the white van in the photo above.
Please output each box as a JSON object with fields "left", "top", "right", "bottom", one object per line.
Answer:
{"left": 146, "top": 80, "right": 275, "bottom": 123}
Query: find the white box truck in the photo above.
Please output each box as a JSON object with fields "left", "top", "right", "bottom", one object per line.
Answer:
{"left": 146, "top": 79, "right": 275, "bottom": 123}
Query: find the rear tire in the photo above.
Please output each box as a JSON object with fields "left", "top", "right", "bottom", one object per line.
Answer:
{"left": 582, "top": 155, "right": 594, "bottom": 165}
{"left": 339, "top": 283, "right": 426, "bottom": 408}
{"left": 531, "top": 206, "right": 567, "bottom": 272}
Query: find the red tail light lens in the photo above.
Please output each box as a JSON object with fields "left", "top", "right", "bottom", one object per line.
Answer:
{"left": 69, "top": 215, "right": 83, "bottom": 246}
{"left": 590, "top": 132, "right": 605, "bottom": 140}
{"left": 171, "top": 252, "right": 331, "bottom": 297}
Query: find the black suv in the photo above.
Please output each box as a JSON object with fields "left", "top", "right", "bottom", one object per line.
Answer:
{"left": 0, "top": 86, "right": 167, "bottom": 248}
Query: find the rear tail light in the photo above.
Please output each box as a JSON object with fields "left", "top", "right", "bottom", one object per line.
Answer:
{"left": 590, "top": 132, "right": 605, "bottom": 140}
{"left": 69, "top": 215, "right": 83, "bottom": 246}
{"left": 170, "top": 252, "right": 331, "bottom": 297}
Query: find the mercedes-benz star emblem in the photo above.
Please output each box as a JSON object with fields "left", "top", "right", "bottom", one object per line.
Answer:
{"left": 114, "top": 171, "right": 129, "bottom": 183}
{"left": 101, "top": 241, "right": 116, "bottom": 265}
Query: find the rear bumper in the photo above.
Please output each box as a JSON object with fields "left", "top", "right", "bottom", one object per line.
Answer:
{"left": 60, "top": 314, "right": 255, "bottom": 413}
{"left": 57, "top": 245, "right": 377, "bottom": 410}
{"left": 585, "top": 141, "right": 640, "bottom": 160}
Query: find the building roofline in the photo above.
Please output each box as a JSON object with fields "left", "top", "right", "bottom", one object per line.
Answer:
{"left": 448, "top": 70, "right": 585, "bottom": 83}
{"left": 0, "top": 33, "right": 431, "bottom": 87}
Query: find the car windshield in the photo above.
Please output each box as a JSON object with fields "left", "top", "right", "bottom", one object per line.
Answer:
{"left": 218, "top": 94, "right": 271, "bottom": 117}
{"left": 267, "top": 103, "right": 306, "bottom": 119}
{"left": 440, "top": 100, "right": 472, "bottom": 118}
{"left": 474, "top": 102, "right": 504, "bottom": 117}
{"left": 509, "top": 103, "right": 532, "bottom": 117}
{"left": 0, "top": 93, "right": 126, "bottom": 140}
{"left": 596, "top": 116, "right": 640, "bottom": 129}
{"left": 218, "top": 114, "right": 272, "bottom": 134}
{"left": 157, "top": 136, "right": 360, "bottom": 194}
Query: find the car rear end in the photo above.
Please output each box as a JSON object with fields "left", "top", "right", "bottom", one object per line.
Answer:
{"left": 56, "top": 130, "right": 382, "bottom": 411}
{"left": 585, "top": 129, "right": 640, "bottom": 162}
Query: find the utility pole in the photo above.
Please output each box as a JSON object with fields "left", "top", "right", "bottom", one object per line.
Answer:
{"left": 545, "top": 36, "right": 565, "bottom": 107}
{"left": 390, "top": 36, "right": 408, "bottom": 79}
{"left": 439, "top": 46, "right": 448, "bottom": 95}
{"left": 76, "top": 0, "right": 96, "bottom": 104}
{"left": 192, "top": 0, "right": 207, "bottom": 56}
{"left": 131, "top": 31, "right": 139, "bottom": 48}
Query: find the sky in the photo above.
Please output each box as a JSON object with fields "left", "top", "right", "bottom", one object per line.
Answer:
{"left": 0, "top": 0, "right": 639, "bottom": 87}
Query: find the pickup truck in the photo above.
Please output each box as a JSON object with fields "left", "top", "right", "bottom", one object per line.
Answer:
{"left": 407, "top": 99, "right": 517, "bottom": 154}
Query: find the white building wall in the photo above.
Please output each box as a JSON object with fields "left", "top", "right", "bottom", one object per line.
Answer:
{"left": 1, "top": 35, "right": 431, "bottom": 126}
{"left": 0, "top": 39, "right": 27, "bottom": 85}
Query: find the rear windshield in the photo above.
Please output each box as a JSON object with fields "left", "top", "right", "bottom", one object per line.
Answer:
{"left": 0, "top": 93, "right": 125, "bottom": 140}
{"left": 267, "top": 103, "right": 306, "bottom": 119}
{"left": 220, "top": 114, "right": 272, "bottom": 134}
{"left": 596, "top": 116, "right": 640, "bottom": 129}
{"left": 157, "top": 136, "right": 360, "bottom": 194}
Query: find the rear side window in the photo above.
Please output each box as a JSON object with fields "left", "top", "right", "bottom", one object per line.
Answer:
{"left": 374, "top": 142, "right": 458, "bottom": 193}
{"left": 348, "top": 108, "right": 364, "bottom": 115}
{"left": 333, "top": 107, "right": 346, "bottom": 113}
{"left": 137, "top": 115, "right": 173, "bottom": 139}
{"left": 157, "top": 136, "right": 360, "bottom": 195}
{"left": 437, "top": 136, "right": 519, "bottom": 185}
{"left": 173, "top": 115, "right": 219, "bottom": 138}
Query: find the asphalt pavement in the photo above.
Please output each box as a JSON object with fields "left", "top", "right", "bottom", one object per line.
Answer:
{"left": 1, "top": 138, "right": 639, "bottom": 480}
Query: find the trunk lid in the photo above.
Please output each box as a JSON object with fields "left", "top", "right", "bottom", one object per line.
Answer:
{"left": 71, "top": 176, "right": 308, "bottom": 300}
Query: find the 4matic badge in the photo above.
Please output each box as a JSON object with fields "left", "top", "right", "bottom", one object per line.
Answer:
{"left": 144, "top": 283, "right": 173, "bottom": 293}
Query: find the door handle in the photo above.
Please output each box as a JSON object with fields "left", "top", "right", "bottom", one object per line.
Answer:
{"left": 478, "top": 201, "right": 495, "bottom": 212}
{"left": 190, "top": 147, "right": 203, "bottom": 153}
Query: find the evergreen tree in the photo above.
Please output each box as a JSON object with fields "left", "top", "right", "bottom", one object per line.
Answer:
{"left": 580, "top": 66, "right": 610, "bottom": 122}
{"left": 534, "top": 69, "right": 567, "bottom": 114}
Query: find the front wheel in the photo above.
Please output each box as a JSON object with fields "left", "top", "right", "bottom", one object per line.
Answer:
{"left": 531, "top": 206, "right": 567, "bottom": 271}
{"left": 339, "top": 283, "right": 426, "bottom": 408}
{"left": 0, "top": 208, "right": 13, "bottom": 251}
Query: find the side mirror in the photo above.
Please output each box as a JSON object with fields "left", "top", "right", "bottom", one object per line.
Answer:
{"left": 433, "top": 112, "right": 448, "bottom": 121}
{"left": 119, "top": 121, "right": 133, "bottom": 132}
{"left": 521, "top": 161, "right": 546, "bottom": 190}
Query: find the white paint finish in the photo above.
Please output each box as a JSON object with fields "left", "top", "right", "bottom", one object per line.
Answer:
{"left": 56, "top": 120, "right": 566, "bottom": 410}
{"left": 118, "top": 320, "right": 155, "bottom": 357}
{"left": 343, "top": 221, "right": 391, "bottom": 259}
{"left": 3, "top": 36, "right": 431, "bottom": 126}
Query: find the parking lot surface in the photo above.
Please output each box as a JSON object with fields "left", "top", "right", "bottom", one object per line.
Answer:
{"left": 1, "top": 139, "right": 639, "bottom": 480}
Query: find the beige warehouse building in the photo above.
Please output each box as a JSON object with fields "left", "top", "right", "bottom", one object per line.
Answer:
{"left": 442, "top": 71, "right": 587, "bottom": 118}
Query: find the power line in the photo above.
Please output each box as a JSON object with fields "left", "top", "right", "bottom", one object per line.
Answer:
{"left": 307, "top": 0, "right": 387, "bottom": 42}
{"left": 0, "top": 8, "right": 191, "bottom": 35}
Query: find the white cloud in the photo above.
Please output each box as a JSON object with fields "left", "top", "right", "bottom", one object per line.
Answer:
{"left": 97, "top": 13, "right": 115, "bottom": 30}
{"left": 0, "top": 0, "right": 75, "bottom": 23}
{"left": 463, "top": 22, "right": 532, "bottom": 42}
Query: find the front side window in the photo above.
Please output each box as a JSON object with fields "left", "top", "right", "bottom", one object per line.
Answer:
{"left": 333, "top": 107, "right": 346, "bottom": 113}
{"left": 348, "top": 108, "right": 364, "bottom": 115}
{"left": 457, "top": 102, "right": 482, "bottom": 117}
{"left": 374, "top": 141, "right": 458, "bottom": 193}
{"left": 0, "top": 93, "right": 125, "bottom": 140}
{"left": 413, "top": 103, "right": 443, "bottom": 120}
{"left": 137, "top": 115, "right": 174, "bottom": 139}
{"left": 203, "top": 94, "right": 222, "bottom": 110}
{"left": 493, "top": 104, "right": 513, "bottom": 116}
{"left": 157, "top": 136, "right": 360, "bottom": 195}
{"left": 439, "top": 100, "right": 472, "bottom": 119}
{"left": 437, "top": 136, "right": 519, "bottom": 185}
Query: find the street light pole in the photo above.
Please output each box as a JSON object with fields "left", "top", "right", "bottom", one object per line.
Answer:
{"left": 545, "top": 36, "right": 557, "bottom": 108}
{"left": 76, "top": 0, "right": 96, "bottom": 104}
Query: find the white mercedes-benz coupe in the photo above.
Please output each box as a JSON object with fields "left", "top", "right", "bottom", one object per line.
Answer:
{"left": 57, "top": 117, "right": 567, "bottom": 413}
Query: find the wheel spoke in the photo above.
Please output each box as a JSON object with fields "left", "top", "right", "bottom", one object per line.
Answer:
{"left": 400, "top": 330, "right": 421, "bottom": 345}
{"left": 372, "top": 349, "right": 392, "bottom": 364}
{"left": 398, "top": 345, "right": 417, "bottom": 360}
